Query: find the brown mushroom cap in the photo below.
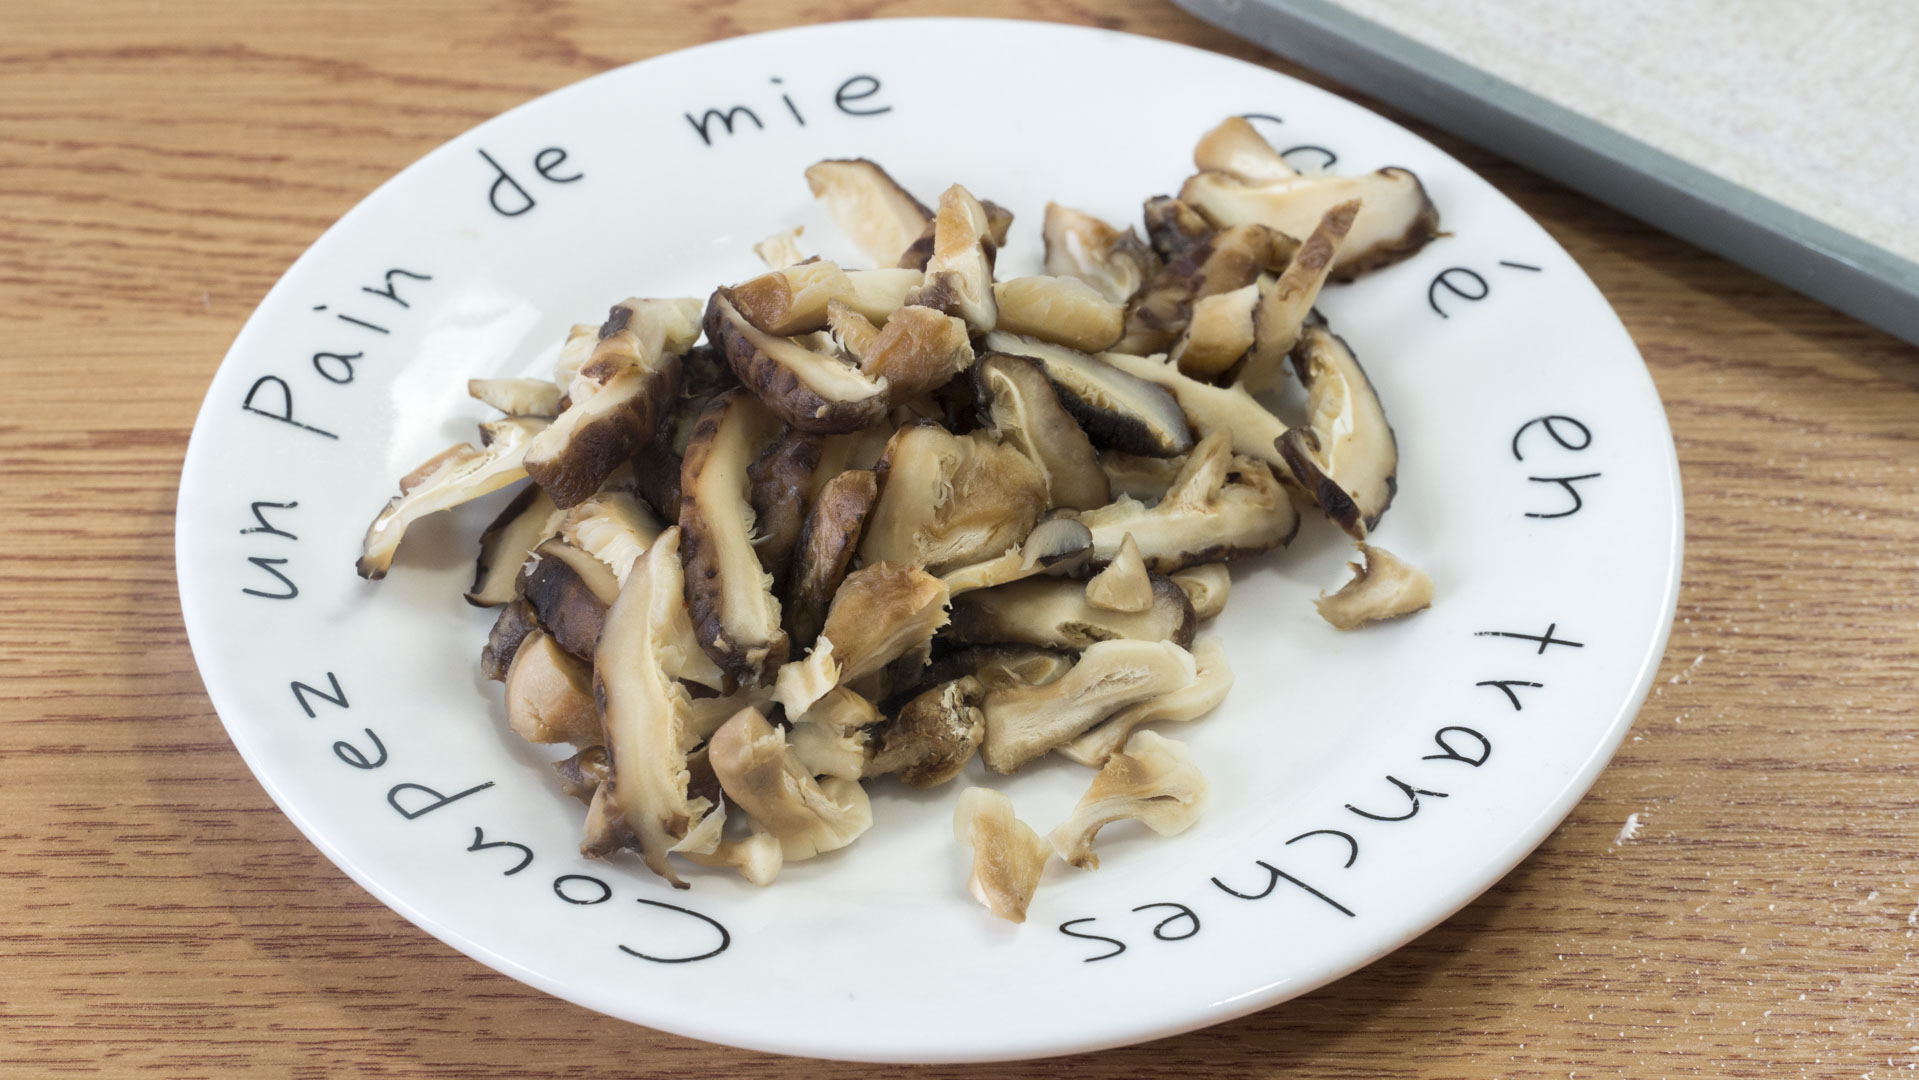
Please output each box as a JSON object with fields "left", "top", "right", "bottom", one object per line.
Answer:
{"left": 982, "top": 333, "right": 1194, "bottom": 459}
{"left": 1041, "top": 202, "right": 1161, "bottom": 305}
{"left": 745, "top": 427, "right": 824, "bottom": 594}
{"left": 805, "top": 158, "right": 933, "bottom": 267}
{"left": 1315, "top": 543, "right": 1433, "bottom": 630}
{"left": 972, "top": 353, "right": 1110, "bottom": 511}
{"left": 1276, "top": 319, "right": 1398, "bottom": 538}
{"left": 678, "top": 389, "right": 790, "bottom": 687}
{"left": 774, "top": 561, "right": 951, "bottom": 716}
{"left": 1142, "top": 195, "right": 1215, "bottom": 263}
{"left": 864, "top": 675, "right": 987, "bottom": 787}
{"left": 1114, "top": 223, "right": 1283, "bottom": 357}
{"left": 467, "top": 485, "right": 565, "bottom": 606}
{"left": 1178, "top": 167, "right": 1439, "bottom": 280}
{"left": 859, "top": 421, "right": 1048, "bottom": 575}
{"left": 704, "top": 291, "right": 891, "bottom": 434}
{"left": 480, "top": 597, "right": 541, "bottom": 682}
{"left": 980, "top": 639, "right": 1197, "bottom": 773}
{"left": 519, "top": 537, "right": 621, "bottom": 661}
{"left": 784, "top": 468, "right": 879, "bottom": 651}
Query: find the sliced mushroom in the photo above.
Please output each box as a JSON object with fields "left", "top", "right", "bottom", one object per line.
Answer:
{"left": 825, "top": 299, "right": 881, "bottom": 363}
{"left": 591, "top": 527, "right": 727, "bottom": 887}
{"left": 804, "top": 158, "right": 932, "bottom": 267}
{"left": 1142, "top": 195, "right": 1214, "bottom": 262}
{"left": 480, "top": 597, "right": 541, "bottom": 682}
{"left": 784, "top": 468, "right": 878, "bottom": 651}
{"left": 789, "top": 686, "right": 881, "bottom": 780}
{"left": 971, "top": 353, "right": 1109, "bottom": 511}
{"left": 941, "top": 516, "right": 1093, "bottom": 596}
{"left": 631, "top": 440, "right": 683, "bottom": 524}
{"left": 1059, "top": 637, "right": 1233, "bottom": 767}
{"left": 525, "top": 298, "right": 701, "bottom": 508}
{"left": 948, "top": 574, "right": 1195, "bottom": 652}
{"left": 551, "top": 322, "right": 599, "bottom": 389}
{"left": 553, "top": 745, "right": 609, "bottom": 803}
{"left": 1077, "top": 431, "right": 1300, "bottom": 573}
{"left": 1275, "top": 319, "right": 1398, "bottom": 537}
{"left": 990, "top": 276, "right": 1125, "bottom": 353}
{"left": 859, "top": 421, "right": 1048, "bottom": 575}
{"left": 1098, "top": 449, "right": 1186, "bottom": 503}
{"left": 903, "top": 184, "right": 997, "bottom": 333}
{"left": 1097, "top": 351, "right": 1291, "bottom": 476}
{"left": 953, "top": 787, "right": 1051, "bottom": 923}
{"left": 679, "top": 389, "right": 789, "bottom": 687}
{"left": 708, "top": 706, "right": 873, "bottom": 861}
{"left": 560, "top": 489, "right": 662, "bottom": 585}
{"left": 980, "top": 639, "right": 1197, "bottom": 773}
{"left": 754, "top": 226, "right": 806, "bottom": 270}
{"left": 503, "top": 630, "right": 600, "bottom": 745}
{"left": 679, "top": 814, "right": 785, "bottom": 886}
{"left": 1169, "top": 563, "right": 1231, "bottom": 621}
{"left": 704, "top": 290, "right": 891, "bottom": 434}
{"left": 900, "top": 197, "right": 1014, "bottom": 272}
{"left": 864, "top": 675, "right": 986, "bottom": 787}
{"left": 466, "top": 485, "right": 565, "bottom": 606}
{"left": 1041, "top": 203, "right": 1161, "bottom": 305}
{"left": 468, "top": 377, "right": 563, "bottom": 418}
{"left": 1084, "top": 533, "right": 1153, "bottom": 613}
{"left": 886, "top": 644, "right": 1076, "bottom": 709}
{"left": 726, "top": 260, "right": 924, "bottom": 336}
{"left": 981, "top": 333, "right": 1193, "bottom": 458}
{"left": 1116, "top": 223, "right": 1283, "bottom": 357}
{"left": 857, "top": 304, "right": 975, "bottom": 404}
{"left": 773, "top": 561, "right": 951, "bottom": 716}
{"left": 1048, "top": 729, "right": 1207, "bottom": 869}
{"left": 745, "top": 427, "right": 823, "bottom": 593}
{"left": 1167, "top": 282, "right": 1259, "bottom": 380}
{"left": 1238, "top": 199, "right": 1358, "bottom": 390}
{"left": 1316, "top": 543, "right": 1433, "bottom": 630}
{"left": 1179, "top": 167, "right": 1439, "bottom": 279}
{"left": 1192, "top": 115, "right": 1297, "bottom": 185}
{"left": 357, "top": 417, "right": 547, "bottom": 579}
{"left": 518, "top": 537, "right": 620, "bottom": 661}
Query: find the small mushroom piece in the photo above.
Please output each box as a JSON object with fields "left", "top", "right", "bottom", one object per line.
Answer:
{"left": 1098, "top": 450, "right": 1186, "bottom": 503}
{"left": 519, "top": 538, "right": 621, "bottom": 661}
{"left": 903, "top": 184, "right": 998, "bottom": 333}
{"left": 972, "top": 353, "right": 1109, "bottom": 511}
{"left": 887, "top": 645, "right": 1076, "bottom": 708}
{"left": 825, "top": 299, "right": 881, "bottom": 363}
{"left": 1048, "top": 730, "right": 1208, "bottom": 869}
{"left": 981, "top": 639, "right": 1197, "bottom": 773}
{"left": 1084, "top": 533, "right": 1153, "bottom": 613}
{"left": 480, "top": 598, "right": 541, "bottom": 682}
{"left": 356, "top": 417, "right": 548, "bottom": 579}
{"left": 560, "top": 489, "right": 662, "bottom": 585}
{"left": 1041, "top": 203, "right": 1161, "bottom": 305}
{"left": 754, "top": 225, "right": 806, "bottom": 270}
{"left": 804, "top": 158, "right": 933, "bottom": 267}
{"left": 948, "top": 575, "right": 1196, "bottom": 652}
{"left": 1167, "top": 282, "right": 1259, "bottom": 380}
{"left": 1097, "top": 351, "right": 1290, "bottom": 476}
{"left": 1077, "top": 431, "right": 1300, "bottom": 573}
{"left": 1059, "top": 637, "right": 1233, "bottom": 767}
{"left": 941, "top": 516, "right": 1093, "bottom": 596}
{"left": 704, "top": 291, "right": 891, "bottom": 434}
{"left": 773, "top": 562, "right": 951, "bottom": 716}
{"left": 789, "top": 687, "right": 881, "bottom": 780}
{"left": 784, "top": 468, "right": 878, "bottom": 651}
{"left": 468, "top": 377, "right": 563, "bottom": 418}
{"left": 982, "top": 333, "right": 1193, "bottom": 458}
{"left": 1316, "top": 543, "right": 1433, "bottom": 630}
{"left": 708, "top": 706, "right": 873, "bottom": 861}
{"left": 899, "top": 197, "right": 1015, "bottom": 272}
{"left": 680, "top": 815, "right": 785, "bottom": 886}
{"left": 1192, "top": 115, "right": 1298, "bottom": 184}
{"left": 1142, "top": 195, "right": 1214, "bottom": 262}
{"left": 502, "top": 630, "right": 600, "bottom": 745}
{"left": 1275, "top": 320, "right": 1398, "bottom": 537}
{"left": 860, "top": 422, "right": 1048, "bottom": 575}
{"left": 553, "top": 745, "right": 610, "bottom": 803}
{"left": 1238, "top": 200, "right": 1358, "bottom": 391}
{"left": 551, "top": 322, "right": 600, "bottom": 388}
{"left": 679, "top": 389, "right": 789, "bottom": 687}
{"left": 745, "top": 427, "right": 823, "bottom": 593}
{"left": 857, "top": 304, "right": 976, "bottom": 404}
{"left": 1115, "top": 223, "right": 1281, "bottom": 357}
{"left": 1169, "top": 563, "right": 1231, "bottom": 621}
{"left": 726, "top": 261, "right": 924, "bottom": 336}
{"left": 592, "top": 527, "right": 728, "bottom": 887}
{"left": 865, "top": 676, "right": 987, "bottom": 787}
{"left": 990, "top": 276, "right": 1125, "bottom": 353}
{"left": 1178, "top": 167, "right": 1439, "bottom": 279}
{"left": 525, "top": 298, "right": 701, "bottom": 508}
{"left": 466, "top": 485, "right": 566, "bottom": 606}
{"left": 953, "top": 787, "right": 1051, "bottom": 923}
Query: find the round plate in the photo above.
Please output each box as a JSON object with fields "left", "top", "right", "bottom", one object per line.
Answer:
{"left": 175, "top": 18, "right": 1681, "bottom": 1063}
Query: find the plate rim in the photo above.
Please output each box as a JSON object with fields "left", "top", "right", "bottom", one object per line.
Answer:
{"left": 173, "top": 15, "right": 1685, "bottom": 1063}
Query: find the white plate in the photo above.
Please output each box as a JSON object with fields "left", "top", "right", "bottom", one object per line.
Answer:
{"left": 175, "top": 18, "right": 1681, "bottom": 1063}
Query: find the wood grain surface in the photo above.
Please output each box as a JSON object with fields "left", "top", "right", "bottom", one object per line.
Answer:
{"left": 3, "top": 2, "right": 1915, "bottom": 1077}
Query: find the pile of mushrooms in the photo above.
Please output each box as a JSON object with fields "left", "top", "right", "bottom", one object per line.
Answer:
{"left": 356, "top": 118, "right": 1439, "bottom": 923}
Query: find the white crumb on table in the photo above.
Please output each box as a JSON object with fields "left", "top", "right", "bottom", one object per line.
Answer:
{"left": 1614, "top": 812, "right": 1644, "bottom": 846}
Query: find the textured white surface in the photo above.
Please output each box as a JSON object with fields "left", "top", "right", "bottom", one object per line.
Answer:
{"left": 1330, "top": 0, "right": 1919, "bottom": 263}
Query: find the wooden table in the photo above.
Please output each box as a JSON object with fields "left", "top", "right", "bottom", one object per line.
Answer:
{"left": 4, "top": 2, "right": 1915, "bottom": 1076}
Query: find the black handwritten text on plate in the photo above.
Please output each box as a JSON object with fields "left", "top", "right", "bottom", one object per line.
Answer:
{"left": 685, "top": 74, "right": 892, "bottom": 146}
